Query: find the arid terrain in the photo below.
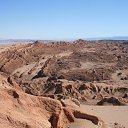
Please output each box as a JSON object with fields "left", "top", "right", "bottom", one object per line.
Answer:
{"left": 0, "top": 40, "right": 128, "bottom": 128}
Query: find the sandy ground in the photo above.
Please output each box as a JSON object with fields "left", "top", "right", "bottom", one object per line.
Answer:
{"left": 81, "top": 105, "right": 128, "bottom": 128}
{"left": 66, "top": 118, "right": 100, "bottom": 128}
{"left": 0, "top": 44, "right": 10, "bottom": 53}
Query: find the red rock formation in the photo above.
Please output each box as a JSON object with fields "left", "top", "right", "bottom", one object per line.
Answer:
{"left": 0, "top": 79, "right": 101, "bottom": 128}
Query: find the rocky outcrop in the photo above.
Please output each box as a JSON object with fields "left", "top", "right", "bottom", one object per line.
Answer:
{"left": 97, "top": 97, "right": 126, "bottom": 106}
{"left": 0, "top": 84, "right": 102, "bottom": 128}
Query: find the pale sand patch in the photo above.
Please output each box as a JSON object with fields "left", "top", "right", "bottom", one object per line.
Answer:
{"left": 0, "top": 44, "right": 11, "bottom": 53}
{"left": 58, "top": 51, "right": 73, "bottom": 57}
{"left": 80, "top": 62, "right": 116, "bottom": 70}
{"left": 66, "top": 118, "right": 99, "bottom": 128}
{"left": 81, "top": 105, "right": 128, "bottom": 127}
{"left": 111, "top": 69, "right": 128, "bottom": 82}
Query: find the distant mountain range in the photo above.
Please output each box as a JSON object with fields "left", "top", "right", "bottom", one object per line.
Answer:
{"left": 0, "top": 39, "right": 34, "bottom": 44}
{"left": 0, "top": 39, "right": 51, "bottom": 44}
{"left": 86, "top": 36, "right": 128, "bottom": 40}
{"left": 0, "top": 36, "right": 128, "bottom": 44}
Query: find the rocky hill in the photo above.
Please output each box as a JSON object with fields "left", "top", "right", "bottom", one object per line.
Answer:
{"left": 0, "top": 74, "right": 103, "bottom": 128}
{"left": 0, "top": 40, "right": 128, "bottom": 105}
{"left": 0, "top": 40, "right": 128, "bottom": 128}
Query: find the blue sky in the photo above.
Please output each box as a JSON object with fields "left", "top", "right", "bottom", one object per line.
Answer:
{"left": 0, "top": 0, "right": 128, "bottom": 40}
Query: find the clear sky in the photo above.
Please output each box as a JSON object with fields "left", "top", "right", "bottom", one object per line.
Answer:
{"left": 0, "top": 0, "right": 128, "bottom": 40}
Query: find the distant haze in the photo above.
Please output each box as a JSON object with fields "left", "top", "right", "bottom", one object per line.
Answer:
{"left": 0, "top": 36, "right": 128, "bottom": 45}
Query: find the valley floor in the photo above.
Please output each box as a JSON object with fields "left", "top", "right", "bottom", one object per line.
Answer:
{"left": 80, "top": 105, "right": 128, "bottom": 128}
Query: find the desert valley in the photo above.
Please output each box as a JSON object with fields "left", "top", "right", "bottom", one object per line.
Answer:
{"left": 0, "top": 40, "right": 128, "bottom": 128}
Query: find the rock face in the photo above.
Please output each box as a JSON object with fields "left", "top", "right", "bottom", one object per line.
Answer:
{"left": 97, "top": 97, "right": 126, "bottom": 105}
{"left": 0, "top": 72, "right": 102, "bottom": 128}
{"left": 0, "top": 87, "right": 101, "bottom": 128}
